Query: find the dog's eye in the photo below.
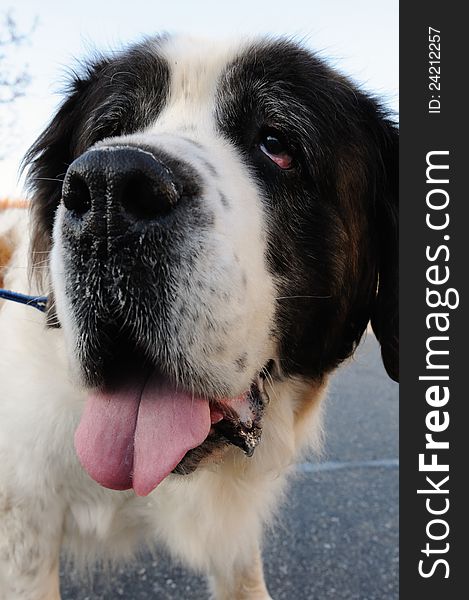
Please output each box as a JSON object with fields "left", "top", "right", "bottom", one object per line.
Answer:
{"left": 259, "top": 131, "right": 293, "bottom": 169}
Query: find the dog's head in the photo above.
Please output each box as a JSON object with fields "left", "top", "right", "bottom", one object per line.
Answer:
{"left": 24, "top": 35, "right": 398, "bottom": 495}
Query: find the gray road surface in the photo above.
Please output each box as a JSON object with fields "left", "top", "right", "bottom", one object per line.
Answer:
{"left": 60, "top": 333, "right": 399, "bottom": 600}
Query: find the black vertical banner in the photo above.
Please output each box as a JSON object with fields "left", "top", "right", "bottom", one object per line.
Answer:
{"left": 400, "top": 2, "right": 467, "bottom": 598}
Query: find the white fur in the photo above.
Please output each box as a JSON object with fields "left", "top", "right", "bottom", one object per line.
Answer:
{"left": 0, "top": 37, "right": 327, "bottom": 600}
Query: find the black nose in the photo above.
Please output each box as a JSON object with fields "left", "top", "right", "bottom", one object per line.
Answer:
{"left": 62, "top": 146, "right": 180, "bottom": 221}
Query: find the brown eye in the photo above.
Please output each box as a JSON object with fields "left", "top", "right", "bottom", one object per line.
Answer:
{"left": 259, "top": 131, "right": 293, "bottom": 169}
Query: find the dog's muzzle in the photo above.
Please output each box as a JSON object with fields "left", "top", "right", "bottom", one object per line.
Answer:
{"left": 54, "top": 143, "right": 273, "bottom": 496}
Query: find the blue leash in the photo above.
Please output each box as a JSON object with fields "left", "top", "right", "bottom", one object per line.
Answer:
{"left": 0, "top": 288, "right": 48, "bottom": 312}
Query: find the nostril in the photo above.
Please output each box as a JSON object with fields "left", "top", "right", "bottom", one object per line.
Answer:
{"left": 121, "top": 173, "right": 177, "bottom": 220}
{"left": 62, "top": 147, "right": 182, "bottom": 226}
{"left": 63, "top": 174, "right": 92, "bottom": 216}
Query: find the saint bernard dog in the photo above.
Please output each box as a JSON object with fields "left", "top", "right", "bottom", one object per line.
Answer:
{"left": 0, "top": 35, "right": 398, "bottom": 600}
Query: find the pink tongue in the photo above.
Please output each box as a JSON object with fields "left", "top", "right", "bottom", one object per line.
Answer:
{"left": 74, "top": 377, "right": 211, "bottom": 496}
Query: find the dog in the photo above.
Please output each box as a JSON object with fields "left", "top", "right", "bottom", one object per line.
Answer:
{"left": 0, "top": 35, "right": 398, "bottom": 600}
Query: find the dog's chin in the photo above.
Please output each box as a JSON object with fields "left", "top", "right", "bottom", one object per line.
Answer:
{"left": 73, "top": 342, "right": 272, "bottom": 496}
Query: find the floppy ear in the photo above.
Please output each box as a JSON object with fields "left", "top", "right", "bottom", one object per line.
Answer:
{"left": 370, "top": 123, "right": 398, "bottom": 382}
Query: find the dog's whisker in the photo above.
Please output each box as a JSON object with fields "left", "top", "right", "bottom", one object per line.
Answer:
{"left": 261, "top": 365, "right": 281, "bottom": 406}
{"left": 30, "top": 177, "right": 65, "bottom": 183}
{"left": 275, "top": 295, "right": 332, "bottom": 300}
{"left": 46, "top": 317, "right": 61, "bottom": 326}
{"left": 31, "top": 256, "right": 52, "bottom": 264}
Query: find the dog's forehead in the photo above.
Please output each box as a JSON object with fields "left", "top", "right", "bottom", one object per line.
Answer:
{"left": 140, "top": 35, "right": 312, "bottom": 141}
{"left": 160, "top": 35, "right": 247, "bottom": 89}
{"left": 130, "top": 36, "right": 254, "bottom": 140}
{"left": 152, "top": 35, "right": 254, "bottom": 127}
{"left": 155, "top": 35, "right": 305, "bottom": 108}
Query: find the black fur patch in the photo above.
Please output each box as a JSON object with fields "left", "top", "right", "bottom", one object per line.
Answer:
{"left": 216, "top": 39, "right": 398, "bottom": 381}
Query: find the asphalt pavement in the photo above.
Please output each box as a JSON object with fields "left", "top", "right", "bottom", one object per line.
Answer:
{"left": 60, "top": 332, "right": 399, "bottom": 600}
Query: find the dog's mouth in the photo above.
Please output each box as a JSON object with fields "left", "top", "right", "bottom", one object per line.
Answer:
{"left": 74, "top": 368, "right": 270, "bottom": 496}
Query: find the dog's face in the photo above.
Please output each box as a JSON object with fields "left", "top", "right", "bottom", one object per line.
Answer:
{"left": 25, "top": 35, "right": 398, "bottom": 496}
